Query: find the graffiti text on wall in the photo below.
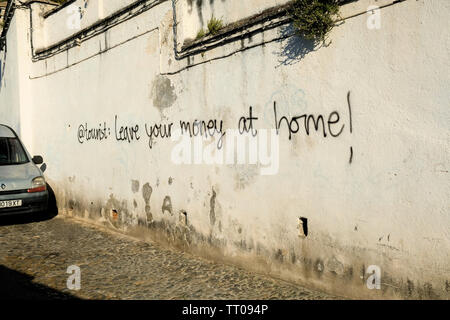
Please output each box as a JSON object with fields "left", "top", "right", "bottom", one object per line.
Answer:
{"left": 76, "top": 91, "right": 354, "bottom": 174}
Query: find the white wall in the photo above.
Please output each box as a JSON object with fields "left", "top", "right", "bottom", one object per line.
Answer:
{"left": 1, "top": 0, "right": 449, "bottom": 299}
{"left": 39, "top": 0, "right": 138, "bottom": 49}
{"left": 0, "top": 12, "right": 21, "bottom": 133}
{"left": 0, "top": 7, "right": 34, "bottom": 149}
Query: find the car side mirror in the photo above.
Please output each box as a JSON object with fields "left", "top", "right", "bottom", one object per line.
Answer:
{"left": 32, "top": 155, "right": 43, "bottom": 165}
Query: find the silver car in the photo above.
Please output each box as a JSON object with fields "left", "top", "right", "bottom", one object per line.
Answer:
{"left": 0, "top": 124, "right": 48, "bottom": 216}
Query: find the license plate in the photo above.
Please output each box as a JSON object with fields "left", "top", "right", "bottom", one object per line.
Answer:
{"left": 0, "top": 200, "right": 22, "bottom": 208}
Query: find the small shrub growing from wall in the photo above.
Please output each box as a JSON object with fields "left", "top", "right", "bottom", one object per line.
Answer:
{"left": 196, "top": 29, "right": 206, "bottom": 40}
{"left": 207, "top": 16, "right": 223, "bottom": 35}
{"left": 290, "top": 0, "right": 341, "bottom": 43}
{"left": 196, "top": 16, "right": 224, "bottom": 40}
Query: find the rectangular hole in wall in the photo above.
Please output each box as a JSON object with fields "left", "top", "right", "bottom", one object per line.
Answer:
{"left": 299, "top": 217, "right": 308, "bottom": 237}
{"left": 179, "top": 210, "right": 187, "bottom": 226}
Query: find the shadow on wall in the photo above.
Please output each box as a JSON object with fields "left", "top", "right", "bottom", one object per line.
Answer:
{"left": 0, "top": 264, "right": 79, "bottom": 300}
{"left": 187, "top": 0, "right": 227, "bottom": 26}
{"left": 275, "top": 23, "right": 317, "bottom": 67}
{"left": 0, "top": 183, "right": 58, "bottom": 227}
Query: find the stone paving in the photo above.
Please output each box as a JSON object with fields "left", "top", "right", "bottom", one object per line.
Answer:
{"left": 0, "top": 213, "right": 336, "bottom": 300}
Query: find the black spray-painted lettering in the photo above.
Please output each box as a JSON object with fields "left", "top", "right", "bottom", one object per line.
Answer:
{"left": 77, "top": 122, "right": 110, "bottom": 144}
{"left": 179, "top": 119, "right": 226, "bottom": 149}
{"left": 238, "top": 106, "right": 258, "bottom": 137}
{"left": 144, "top": 122, "right": 174, "bottom": 149}
{"left": 273, "top": 101, "right": 347, "bottom": 139}
{"left": 115, "top": 115, "right": 140, "bottom": 143}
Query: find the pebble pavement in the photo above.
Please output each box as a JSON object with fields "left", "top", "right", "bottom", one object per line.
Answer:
{"left": 0, "top": 214, "right": 336, "bottom": 300}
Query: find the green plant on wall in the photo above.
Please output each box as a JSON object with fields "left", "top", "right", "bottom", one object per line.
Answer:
{"left": 196, "top": 16, "right": 224, "bottom": 40}
{"left": 207, "top": 16, "right": 223, "bottom": 35}
{"left": 290, "top": 0, "right": 340, "bottom": 43}
{"left": 196, "top": 29, "right": 206, "bottom": 40}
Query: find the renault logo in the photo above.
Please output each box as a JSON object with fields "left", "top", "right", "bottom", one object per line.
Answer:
{"left": 1, "top": 184, "right": 5, "bottom": 190}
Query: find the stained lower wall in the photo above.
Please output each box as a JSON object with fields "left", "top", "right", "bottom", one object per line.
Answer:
{"left": 0, "top": 0, "right": 449, "bottom": 299}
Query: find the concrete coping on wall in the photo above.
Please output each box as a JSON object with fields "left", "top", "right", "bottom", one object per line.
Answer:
{"left": 33, "top": 0, "right": 167, "bottom": 59}
{"left": 180, "top": 3, "right": 293, "bottom": 53}
{"left": 177, "top": 0, "right": 358, "bottom": 60}
{"left": 42, "top": 0, "right": 76, "bottom": 18}
{"left": 0, "top": 1, "right": 59, "bottom": 51}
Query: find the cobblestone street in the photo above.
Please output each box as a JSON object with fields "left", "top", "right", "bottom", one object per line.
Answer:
{"left": 0, "top": 213, "right": 336, "bottom": 300}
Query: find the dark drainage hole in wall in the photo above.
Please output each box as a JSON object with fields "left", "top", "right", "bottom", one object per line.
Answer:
{"left": 299, "top": 217, "right": 308, "bottom": 237}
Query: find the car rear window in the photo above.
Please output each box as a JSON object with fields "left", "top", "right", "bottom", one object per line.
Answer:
{"left": 0, "top": 137, "right": 29, "bottom": 165}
